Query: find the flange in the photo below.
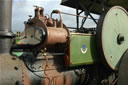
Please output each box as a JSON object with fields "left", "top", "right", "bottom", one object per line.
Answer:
{"left": 96, "top": 6, "right": 128, "bottom": 70}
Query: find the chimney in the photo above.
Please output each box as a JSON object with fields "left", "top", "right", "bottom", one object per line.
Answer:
{"left": 0, "top": 0, "right": 14, "bottom": 53}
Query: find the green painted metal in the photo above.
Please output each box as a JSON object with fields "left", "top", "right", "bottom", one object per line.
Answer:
{"left": 12, "top": 52, "right": 23, "bottom": 57}
{"left": 12, "top": 37, "right": 23, "bottom": 57}
{"left": 98, "top": 6, "right": 128, "bottom": 70}
{"left": 15, "top": 37, "right": 20, "bottom": 44}
{"left": 70, "top": 33, "right": 98, "bottom": 67}
{"left": 61, "top": 0, "right": 128, "bottom": 14}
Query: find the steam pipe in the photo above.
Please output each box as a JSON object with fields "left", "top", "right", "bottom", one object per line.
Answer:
{"left": 0, "top": 0, "right": 14, "bottom": 53}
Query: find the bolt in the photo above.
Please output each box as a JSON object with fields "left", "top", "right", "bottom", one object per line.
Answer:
{"left": 12, "top": 57, "right": 16, "bottom": 60}
{"left": 15, "top": 81, "right": 19, "bottom": 85}
{"left": 14, "top": 66, "right": 18, "bottom": 70}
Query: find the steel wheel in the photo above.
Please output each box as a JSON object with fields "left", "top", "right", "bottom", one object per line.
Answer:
{"left": 96, "top": 6, "right": 128, "bottom": 70}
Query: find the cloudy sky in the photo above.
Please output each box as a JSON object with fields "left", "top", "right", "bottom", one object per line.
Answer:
{"left": 12, "top": 0, "right": 99, "bottom": 33}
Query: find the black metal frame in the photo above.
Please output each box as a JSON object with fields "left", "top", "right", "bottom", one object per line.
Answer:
{"left": 75, "top": 0, "right": 104, "bottom": 30}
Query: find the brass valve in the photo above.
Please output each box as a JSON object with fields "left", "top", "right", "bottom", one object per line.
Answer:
{"left": 42, "top": 48, "right": 47, "bottom": 56}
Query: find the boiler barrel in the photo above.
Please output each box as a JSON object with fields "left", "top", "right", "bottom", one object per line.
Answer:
{"left": 47, "top": 28, "right": 68, "bottom": 45}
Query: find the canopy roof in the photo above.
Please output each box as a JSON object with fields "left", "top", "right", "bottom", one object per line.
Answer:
{"left": 61, "top": 0, "right": 128, "bottom": 14}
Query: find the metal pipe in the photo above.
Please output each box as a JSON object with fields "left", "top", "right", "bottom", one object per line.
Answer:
{"left": 0, "top": 0, "right": 14, "bottom": 53}
{"left": 60, "top": 11, "right": 86, "bottom": 18}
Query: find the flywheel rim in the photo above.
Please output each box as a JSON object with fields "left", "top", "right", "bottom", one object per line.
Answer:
{"left": 96, "top": 6, "right": 128, "bottom": 71}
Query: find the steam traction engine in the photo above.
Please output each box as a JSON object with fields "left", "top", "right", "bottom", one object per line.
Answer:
{"left": 1, "top": 0, "right": 128, "bottom": 85}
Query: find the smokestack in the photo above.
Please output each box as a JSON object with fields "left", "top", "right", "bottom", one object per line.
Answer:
{"left": 0, "top": 0, "right": 14, "bottom": 53}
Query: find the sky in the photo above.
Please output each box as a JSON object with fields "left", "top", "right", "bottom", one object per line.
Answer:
{"left": 12, "top": 0, "right": 99, "bottom": 33}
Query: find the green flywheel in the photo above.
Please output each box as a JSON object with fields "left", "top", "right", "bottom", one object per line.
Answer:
{"left": 97, "top": 6, "right": 128, "bottom": 71}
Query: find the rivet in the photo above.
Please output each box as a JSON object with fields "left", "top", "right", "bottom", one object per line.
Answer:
{"left": 15, "top": 81, "right": 19, "bottom": 85}
{"left": 14, "top": 66, "right": 18, "bottom": 70}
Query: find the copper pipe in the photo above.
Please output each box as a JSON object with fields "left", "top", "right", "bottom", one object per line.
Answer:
{"left": 52, "top": 10, "right": 86, "bottom": 18}
{"left": 40, "top": 7, "right": 45, "bottom": 17}
{"left": 61, "top": 11, "right": 87, "bottom": 18}
{"left": 51, "top": 10, "right": 63, "bottom": 28}
{"left": 34, "top": 7, "right": 40, "bottom": 18}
